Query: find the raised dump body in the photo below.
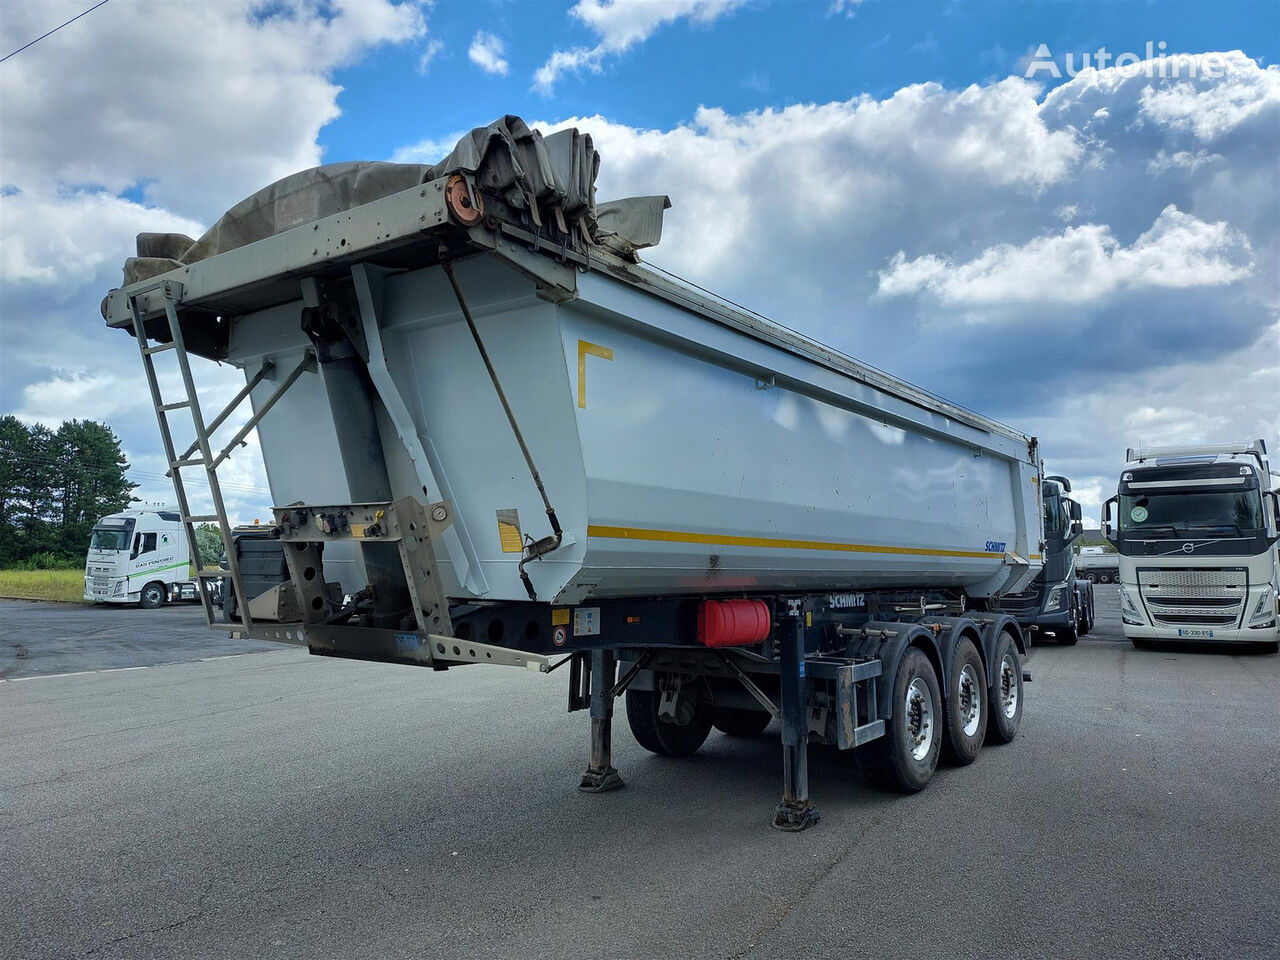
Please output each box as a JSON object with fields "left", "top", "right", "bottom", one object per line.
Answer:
{"left": 104, "top": 116, "right": 1042, "bottom": 829}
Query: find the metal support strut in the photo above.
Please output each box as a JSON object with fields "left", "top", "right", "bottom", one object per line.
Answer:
{"left": 579, "top": 649, "right": 625, "bottom": 793}
{"left": 773, "top": 617, "right": 820, "bottom": 831}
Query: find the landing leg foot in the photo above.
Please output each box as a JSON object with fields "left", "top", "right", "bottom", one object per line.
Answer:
{"left": 772, "top": 800, "right": 821, "bottom": 832}
{"left": 579, "top": 766, "right": 625, "bottom": 793}
{"left": 579, "top": 649, "right": 624, "bottom": 794}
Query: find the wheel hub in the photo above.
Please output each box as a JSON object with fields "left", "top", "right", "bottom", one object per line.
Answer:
{"left": 905, "top": 677, "right": 934, "bottom": 761}
{"left": 999, "top": 655, "right": 1019, "bottom": 719}
{"left": 957, "top": 663, "right": 981, "bottom": 737}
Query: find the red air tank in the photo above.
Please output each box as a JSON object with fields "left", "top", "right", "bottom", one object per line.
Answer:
{"left": 697, "top": 599, "right": 773, "bottom": 647}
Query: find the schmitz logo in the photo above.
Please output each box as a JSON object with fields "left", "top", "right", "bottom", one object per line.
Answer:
{"left": 828, "top": 593, "right": 866, "bottom": 609}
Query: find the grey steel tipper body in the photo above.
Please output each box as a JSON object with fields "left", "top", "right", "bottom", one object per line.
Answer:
{"left": 104, "top": 116, "right": 1042, "bottom": 829}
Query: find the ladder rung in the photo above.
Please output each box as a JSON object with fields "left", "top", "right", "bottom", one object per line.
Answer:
{"left": 184, "top": 514, "right": 219, "bottom": 523}
{"left": 170, "top": 458, "right": 208, "bottom": 469}
{"left": 143, "top": 341, "right": 178, "bottom": 355}
{"left": 159, "top": 400, "right": 191, "bottom": 412}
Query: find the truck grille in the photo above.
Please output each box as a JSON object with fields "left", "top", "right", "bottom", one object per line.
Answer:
{"left": 995, "top": 586, "right": 1041, "bottom": 617}
{"left": 1138, "top": 567, "right": 1246, "bottom": 629}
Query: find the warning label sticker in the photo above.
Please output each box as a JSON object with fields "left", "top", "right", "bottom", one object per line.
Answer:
{"left": 573, "top": 607, "right": 601, "bottom": 637}
{"left": 553, "top": 626, "right": 568, "bottom": 647}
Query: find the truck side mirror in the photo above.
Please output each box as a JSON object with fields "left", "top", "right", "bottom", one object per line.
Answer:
{"left": 1071, "top": 521, "right": 1083, "bottom": 539}
{"left": 1101, "top": 496, "right": 1118, "bottom": 544}
{"left": 1266, "top": 490, "right": 1280, "bottom": 541}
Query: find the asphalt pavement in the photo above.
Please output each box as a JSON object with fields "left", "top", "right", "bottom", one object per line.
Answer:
{"left": 0, "top": 599, "right": 281, "bottom": 679}
{"left": 1, "top": 586, "right": 1277, "bottom": 959}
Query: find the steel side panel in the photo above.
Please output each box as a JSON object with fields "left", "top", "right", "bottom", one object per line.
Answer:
{"left": 225, "top": 254, "right": 1040, "bottom": 604}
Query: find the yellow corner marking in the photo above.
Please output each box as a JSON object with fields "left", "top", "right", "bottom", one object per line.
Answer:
{"left": 585, "top": 524, "right": 1002, "bottom": 559}
{"left": 577, "top": 340, "right": 614, "bottom": 409}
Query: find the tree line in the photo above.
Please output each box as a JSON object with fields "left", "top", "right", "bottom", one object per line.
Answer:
{"left": 0, "top": 416, "right": 136, "bottom": 568}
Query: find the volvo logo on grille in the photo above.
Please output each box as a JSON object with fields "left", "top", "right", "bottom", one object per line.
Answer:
{"left": 1181, "top": 542, "right": 1195, "bottom": 554}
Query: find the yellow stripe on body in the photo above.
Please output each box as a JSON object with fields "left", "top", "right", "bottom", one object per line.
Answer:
{"left": 586, "top": 524, "right": 1002, "bottom": 560}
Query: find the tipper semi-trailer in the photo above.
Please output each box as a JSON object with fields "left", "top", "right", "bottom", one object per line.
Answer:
{"left": 103, "top": 116, "right": 1043, "bottom": 829}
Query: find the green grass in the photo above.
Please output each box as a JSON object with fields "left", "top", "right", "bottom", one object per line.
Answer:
{"left": 0, "top": 568, "right": 89, "bottom": 603}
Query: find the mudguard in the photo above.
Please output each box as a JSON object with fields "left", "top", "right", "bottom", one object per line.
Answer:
{"left": 848, "top": 621, "right": 943, "bottom": 721}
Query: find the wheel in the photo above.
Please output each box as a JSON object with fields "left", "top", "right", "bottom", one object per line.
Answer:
{"left": 625, "top": 676, "right": 714, "bottom": 757}
{"left": 139, "top": 581, "right": 167, "bottom": 609}
{"left": 941, "top": 638, "right": 987, "bottom": 765}
{"left": 1082, "top": 571, "right": 1098, "bottom": 584}
{"left": 1100, "top": 572, "right": 1114, "bottom": 585}
{"left": 221, "top": 579, "right": 238, "bottom": 623}
{"left": 987, "top": 632, "right": 1023, "bottom": 744}
{"left": 713, "top": 706, "right": 771, "bottom": 737}
{"left": 1131, "top": 638, "right": 1154, "bottom": 650}
{"left": 859, "top": 647, "right": 942, "bottom": 792}
{"left": 1079, "top": 592, "right": 1094, "bottom": 636}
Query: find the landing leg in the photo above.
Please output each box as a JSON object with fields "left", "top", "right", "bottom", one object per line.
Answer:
{"left": 579, "top": 649, "right": 624, "bottom": 793}
{"left": 773, "top": 619, "right": 820, "bottom": 831}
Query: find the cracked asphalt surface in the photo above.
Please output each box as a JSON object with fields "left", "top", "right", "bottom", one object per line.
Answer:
{"left": 2, "top": 587, "right": 1277, "bottom": 959}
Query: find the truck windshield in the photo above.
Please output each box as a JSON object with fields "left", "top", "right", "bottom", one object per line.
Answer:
{"left": 89, "top": 527, "right": 131, "bottom": 551}
{"left": 1119, "top": 486, "right": 1264, "bottom": 537}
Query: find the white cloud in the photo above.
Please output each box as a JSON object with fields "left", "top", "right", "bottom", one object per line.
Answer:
{"left": 828, "top": 0, "right": 863, "bottom": 16}
{"left": 875, "top": 205, "right": 1254, "bottom": 311}
{"left": 468, "top": 31, "right": 509, "bottom": 76}
{"left": 0, "top": 0, "right": 430, "bottom": 218}
{"left": 0, "top": 189, "right": 204, "bottom": 296}
{"left": 534, "top": 0, "right": 746, "bottom": 93}
{"left": 417, "top": 37, "right": 444, "bottom": 74}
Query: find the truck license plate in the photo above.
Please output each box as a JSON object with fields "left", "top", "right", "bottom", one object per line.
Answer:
{"left": 1177, "top": 628, "right": 1214, "bottom": 638}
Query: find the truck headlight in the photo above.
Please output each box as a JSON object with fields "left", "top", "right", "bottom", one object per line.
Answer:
{"left": 113, "top": 579, "right": 127, "bottom": 597}
{"left": 1247, "top": 590, "right": 1278, "bottom": 629}
{"left": 1046, "top": 578, "right": 1072, "bottom": 611}
{"left": 1119, "top": 585, "right": 1145, "bottom": 626}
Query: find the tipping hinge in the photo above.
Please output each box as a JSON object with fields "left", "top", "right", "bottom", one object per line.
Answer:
{"left": 272, "top": 496, "right": 455, "bottom": 637}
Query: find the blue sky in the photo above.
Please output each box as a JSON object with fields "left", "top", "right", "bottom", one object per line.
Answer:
{"left": 1, "top": 0, "right": 1277, "bottom": 520}
{"left": 319, "top": 1, "right": 1278, "bottom": 164}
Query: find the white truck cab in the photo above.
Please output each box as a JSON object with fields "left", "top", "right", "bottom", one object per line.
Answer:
{"left": 84, "top": 507, "right": 196, "bottom": 608}
{"left": 1103, "top": 440, "right": 1280, "bottom": 650}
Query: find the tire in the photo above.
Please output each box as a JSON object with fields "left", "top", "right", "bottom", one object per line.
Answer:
{"left": 987, "top": 632, "right": 1023, "bottom": 745}
{"left": 941, "top": 638, "right": 987, "bottom": 765}
{"left": 713, "top": 706, "right": 771, "bottom": 737}
{"left": 139, "top": 581, "right": 167, "bottom": 609}
{"left": 1100, "top": 572, "right": 1114, "bottom": 585}
{"left": 1082, "top": 571, "right": 1098, "bottom": 584}
{"left": 859, "top": 647, "right": 942, "bottom": 792}
{"left": 222, "top": 579, "right": 238, "bottom": 623}
{"left": 626, "top": 677, "right": 714, "bottom": 757}
{"left": 1079, "top": 592, "right": 1094, "bottom": 636}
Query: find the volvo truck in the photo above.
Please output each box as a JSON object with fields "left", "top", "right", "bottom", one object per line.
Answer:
{"left": 995, "top": 476, "right": 1094, "bottom": 644}
{"left": 84, "top": 506, "right": 199, "bottom": 607}
{"left": 1103, "top": 441, "right": 1280, "bottom": 651}
{"left": 102, "top": 114, "right": 1043, "bottom": 829}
